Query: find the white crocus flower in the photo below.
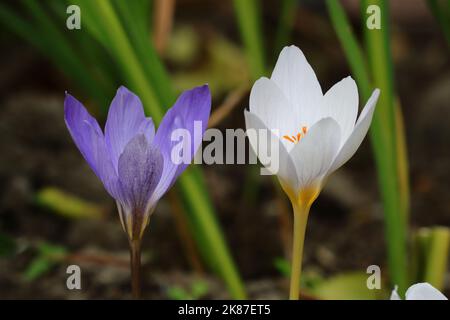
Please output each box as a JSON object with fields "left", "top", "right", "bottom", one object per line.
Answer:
{"left": 245, "top": 45, "right": 380, "bottom": 204}
{"left": 244, "top": 45, "right": 380, "bottom": 300}
{"left": 391, "top": 283, "right": 448, "bottom": 300}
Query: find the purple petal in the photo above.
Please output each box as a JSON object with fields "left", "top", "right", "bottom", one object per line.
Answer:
{"left": 105, "top": 86, "right": 155, "bottom": 170}
{"left": 152, "top": 85, "right": 211, "bottom": 200}
{"left": 118, "top": 134, "right": 163, "bottom": 214}
{"left": 64, "top": 93, "right": 121, "bottom": 199}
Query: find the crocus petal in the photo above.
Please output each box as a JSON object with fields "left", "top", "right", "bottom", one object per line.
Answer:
{"left": 405, "top": 283, "right": 448, "bottom": 300}
{"left": 390, "top": 286, "right": 401, "bottom": 300}
{"left": 249, "top": 77, "right": 301, "bottom": 151}
{"left": 244, "top": 110, "right": 299, "bottom": 192}
{"left": 118, "top": 134, "right": 163, "bottom": 215}
{"left": 289, "top": 117, "right": 341, "bottom": 189}
{"left": 328, "top": 89, "right": 380, "bottom": 174}
{"left": 320, "top": 76, "right": 358, "bottom": 143}
{"left": 270, "top": 45, "right": 323, "bottom": 125}
{"left": 64, "top": 93, "right": 121, "bottom": 199}
{"left": 152, "top": 85, "right": 211, "bottom": 201}
{"left": 105, "top": 86, "right": 155, "bottom": 171}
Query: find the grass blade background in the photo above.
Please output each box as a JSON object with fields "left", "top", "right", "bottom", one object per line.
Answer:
{"left": 274, "top": 0, "right": 297, "bottom": 56}
{"left": 233, "top": 0, "right": 266, "bottom": 79}
{"left": 326, "top": 0, "right": 409, "bottom": 294}
{"left": 412, "top": 227, "right": 450, "bottom": 290}
{"left": 232, "top": 0, "right": 267, "bottom": 208}
{"left": 362, "top": 0, "right": 408, "bottom": 294}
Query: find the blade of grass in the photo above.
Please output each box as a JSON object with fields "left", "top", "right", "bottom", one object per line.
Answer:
{"left": 362, "top": 0, "right": 408, "bottom": 294}
{"left": 178, "top": 170, "right": 247, "bottom": 299}
{"left": 232, "top": 0, "right": 266, "bottom": 208}
{"left": 362, "top": 0, "right": 396, "bottom": 150}
{"left": 394, "top": 99, "right": 410, "bottom": 219}
{"left": 113, "top": 0, "right": 175, "bottom": 107}
{"left": 326, "top": 0, "right": 408, "bottom": 294}
{"left": 423, "top": 227, "right": 450, "bottom": 290}
{"left": 233, "top": 0, "right": 266, "bottom": 79}
{"left": 20, "top": 0, "right": 109, "bottom": 103}
{"left": 325, "top": 0, "right": 371, "bottom": 95}
{"left": 410, "top": 228, "right": 429, "bottom": 284}
{"left": 74, "top": 0, "right": 163, "bottom": 119}
{"left": 274, "top": 0, "right": 297, "bottom": 56}
{"left": 412, "top": 227, "right": 450, "bottom": 290}
{"left": 47, "top": 0, "right": 119, "bottom": 113}
{"left": 0, "top": 1, "right": 109, "bottom": 107}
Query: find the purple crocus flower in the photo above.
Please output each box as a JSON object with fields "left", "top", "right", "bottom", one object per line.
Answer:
{"left": 64, "top": 85, "right": 211, "bottom": 241}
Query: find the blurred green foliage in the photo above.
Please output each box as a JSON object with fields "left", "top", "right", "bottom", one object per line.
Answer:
{"left": 274, "top": 257, "right": 383, "bottom": 299}
{"left": 326, "top": 0, "right": 409, "bottom": 294}
{"left": 411, "top": 227, "right": 450, "bottom": 291}
{"left": 167, "top": 26, "right": 251, "bottom": 97}
{"left": 23, "top": 242, "right": 67, "bottom": 281}
{"left": 167, "top": 280, "right": 209, "bottom": 300}
{"left": 312, "top": 272, "right": 385, "bottom": 300}
{"left": 35, "top": 187, "right": 105, "bottom": 219}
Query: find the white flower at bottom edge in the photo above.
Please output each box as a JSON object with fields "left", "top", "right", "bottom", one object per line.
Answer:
{"left": 390, "top": 283, "right": 448, "bottom": 300}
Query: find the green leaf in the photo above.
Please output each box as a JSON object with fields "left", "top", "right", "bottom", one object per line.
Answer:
{"left": 167, "top": 286, "right": 191, "bottom": 300}
{"left": 37, "top": 242, "right": 67, "bottom": 258}
{"left": 233, "top": 0, "right": 266, "bottom": 80}
{"left": 274, "top": 257, "right": 291, "bottom": 277}
{"left": 191, "top": 280, "right": 209, "bottom": 299}
{"left": 313, "top": 272, "right": 384, "bottom": 300}
{"left": 23, "top": 242, "right": 67, "bottom": 281}
{"left": 412, "top": 227, "right": 450, "bottom": 290}
{"left": 361, "top": 0, "right": 408, "bottom": 294}
{"left": 35, "top": 187, "right": 104, "bottom": 219}
{"left": 23, "top": 257, "right": 53, "bottom": 281}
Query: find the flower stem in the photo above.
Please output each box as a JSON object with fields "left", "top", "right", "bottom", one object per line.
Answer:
{"left": 289, "top": 202, "right": 310, "bottom": 300}
{"left": 129, "top": 238, "right": 142, "bottom": 299}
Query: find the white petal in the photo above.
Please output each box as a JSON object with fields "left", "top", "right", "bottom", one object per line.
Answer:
{"left": 249, "top": 77, "right": 299, "bottom": 144}
{"left": 289, "top": 117, "right": 341, "bottom": 189}
{"left": 328, "top": 89, "right": 380, "bottom": 174}
{"left": 244, "top": 110, "right": 299, "bottom": 192}
{"left": 405, "top": 283, "right": 448, "bottom": 300}
{"left": 271, "top": 45, "right": 323, "bottom": 125}
{"left": 320, "top": 76, "right": 358, "bottom": 143}
{"left": 390, "top": 286, "right": 402, "bottom": 300}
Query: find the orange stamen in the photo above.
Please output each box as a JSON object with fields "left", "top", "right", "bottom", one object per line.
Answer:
{"left": 283, "top": 126, "right": 309, "bottom": 144}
